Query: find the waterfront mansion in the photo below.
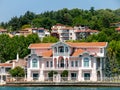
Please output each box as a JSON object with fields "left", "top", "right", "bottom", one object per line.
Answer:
{"left": 27, "top": 41, "right": 108, "bottom": 82}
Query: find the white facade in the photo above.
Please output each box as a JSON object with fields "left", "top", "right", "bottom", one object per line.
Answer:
{"left": 27, "top": 41, "right": 107, "bottom": 82}
{"left": 51, "top": 24, "right": 99, "bottom": 41}
{"left": 32, "top": 28, "right": 50, "bottom": 39}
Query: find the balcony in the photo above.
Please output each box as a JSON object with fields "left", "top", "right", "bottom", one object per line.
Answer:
{"left": 44, "top": 66, "right": 79, "bottom": 71}
{"left": 53, "top": 52, "right": 69, "bottom": 56}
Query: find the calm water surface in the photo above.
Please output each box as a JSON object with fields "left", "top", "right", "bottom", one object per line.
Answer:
{"left": 0, "top": 87, "right": 120, "bottom": 90}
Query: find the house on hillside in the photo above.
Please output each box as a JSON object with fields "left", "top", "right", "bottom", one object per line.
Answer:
{"left": 73, "top": 25, "right": 99, "bottom": 40}
{"left": 115, "top": 27, "right": 120, "bottom": 33}
{"left": 111, "top": 22, "right": 120, "bottom": 27}
{"left": 14, "top": 28, "right": 32, "bottom": 36}
{"left": 27, "top": 41, "right": 107, "bottom": 82}
{"left": 51, "top": 24, "right": 75, "bottom": 41}
{"left": 32, "top": 28, "right": 50, "bottom": 40}
{"left": 0, "top": 29, "right": 7, "bottom": 34}
{"left": 51, "top": 24, "right": 99, "bottom": 41}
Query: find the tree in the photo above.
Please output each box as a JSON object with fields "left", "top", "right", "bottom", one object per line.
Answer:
{"left": 105, "top": 41, "right": 120, "bottom": 77}
{"left": 9, "top": 66, "right": 25, "bottom": 77}
{"left": 8, "top": 16, "right": 20, "bottom": 31}
{"left": 42, "top": 36, "right": 59, "bottom": 43}
{"left": 48, "top": 71, "right": 58, "bottom": 77}
{"left": 32, "top": 17, "right": 56, "bottom": 29}
{"left": 61, "top": 70, "right": 68, "bottom": 77}
{"left": 89, "top": 7, "right": 95, "bottom": 15}
{"left": 21, "top": 24, "right": 31, "bottom": 29}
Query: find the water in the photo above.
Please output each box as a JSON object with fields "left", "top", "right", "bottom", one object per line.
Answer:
{"left": 0, "top": 87, "right": 120, "bottom": 90}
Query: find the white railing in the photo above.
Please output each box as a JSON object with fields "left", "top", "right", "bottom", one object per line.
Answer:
{"left": 44, "top": 67, "right": 79, "bottom": 70}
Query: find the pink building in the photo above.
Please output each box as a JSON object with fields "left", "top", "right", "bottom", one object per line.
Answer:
{"left": 27, "top": 41, "right": 107, "bottom": 82}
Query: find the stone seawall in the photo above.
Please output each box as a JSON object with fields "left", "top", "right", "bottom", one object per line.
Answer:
{"left": 4, "top": 82, "right": 120, "bottom": 87}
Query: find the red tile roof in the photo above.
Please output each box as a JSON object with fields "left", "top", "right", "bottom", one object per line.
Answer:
{"left": 67, "top": 42, "right": 107, "bottom": 47}
{"left": 0, "top": 29, "right": 7, "bottom": 32}
{"left": 116, "top": 27, "right": 120, "bottom": 31}
{"left": 29, "top": 42, "right": 107, "bottom": 49}
{"left": 29, "top": 43, "right": 53, "bottom": 49}
{"left": 0, "top": 63, "right": 13, "bottom": 67}
{"left": 74, "top": 29, "right": 99, "bottom": 33}
{"left": 72, "top": 49, "right": 84, "bottom": 56}
{"left": 42, "top": 50, "right": 53, "bottom": 57}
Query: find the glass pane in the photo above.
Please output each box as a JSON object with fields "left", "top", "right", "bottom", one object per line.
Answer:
{"left": 84, "top": 58, "right": 89, "bottom": 67}
{"left": 32, "top": 59, "right": 38, "bottom": 68}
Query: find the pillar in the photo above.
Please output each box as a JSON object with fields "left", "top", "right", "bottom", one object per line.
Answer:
{"left": 78, "top": 70, "right": 81, "bottom": 81}
{"left": 100, "top": 58, "right": 103, "bottom": 81}
{"left": 40, "top": 70, "right": 44, "bottom": 81}
{"left": 57, "top": 58, "right": 58, "bottom": 68}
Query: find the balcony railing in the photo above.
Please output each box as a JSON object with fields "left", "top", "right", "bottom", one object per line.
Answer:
{"left": 44, "top": 67, "right": 79, "bottom": 71}
{"left": 53, "top": 53, "right": 69, "bottom": 56}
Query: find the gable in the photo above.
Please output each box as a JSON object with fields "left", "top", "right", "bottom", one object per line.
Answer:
{"left": 51, "top": 41, "right": 70, "bottom": 48}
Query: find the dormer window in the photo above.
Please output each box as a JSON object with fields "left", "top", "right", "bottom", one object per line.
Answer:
{"left": 84, "top": 57, "right": 89, "bottom": 67}
{"left": 100, "top": 48, "right": 103, "bottom": 53}
{"left": 32, "top": 58, "right": 38, "bottom": 68}
{"left": 65, "top": 47, "right": 69, "bottom": 52}
{"left": 58, "top": 46, "right": 64, "bottom": 53}
{"left": 54, "top": 47, "right": 57, "bottom": 53}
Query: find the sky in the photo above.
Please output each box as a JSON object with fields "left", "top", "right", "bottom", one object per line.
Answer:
{"left": 0, "top": 0, "right": 120, "bottom": 22}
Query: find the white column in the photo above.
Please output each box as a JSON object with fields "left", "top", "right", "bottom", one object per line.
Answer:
{"left": 40, "top": 70, "right": 44, "bottom": 81}
{"left": 1, "top": 75, "right": 3, "bottom": 83}
{"left": 53, "top": 58, "right": 54, "bottom": 69}
{"left": 27, "top": 69, "right": 32, "bottom": 81}
{"left": 78, "top": 70, "right": 81, "bottom": 81}
{"left": 57, "top": 58, "right": 58, "bottom": 68}
{"left": 100, "top": 58, "right": 103, "bottom": 81}
{"left": 68, "top": 71, "right": 71, "bottom": 80}
{"left": 64, "top": 58, "right": 66, "bottom": 69}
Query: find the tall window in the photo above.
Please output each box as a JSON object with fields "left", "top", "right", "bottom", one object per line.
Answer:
{"left": 54, "top": 47, "right": 57, "bottom": 53}
{"left": 100, "top": 48, "right": 103, "bottom": 53}
{"left": 50, "top": 61, "right": 53, "bottom": 67}
{"left": 32, "top": 58, "right": 38, "bottom": 68}
{"left": 84, "top": 58, "right": 89, "bottom": 67}
{"left": 46, "top": 61, "right": 49, "bottom": 67}
{"left": 61, "top": 59, "right": 64, "bottom": 67}
{"left": 75, "top": 61, "right": 78, "bottom": 67}
{"left": 71, "top": 61, "right": 74, "bottom": 67}
{"left": 65, "top": 47, "right": 69, "bottom": 52}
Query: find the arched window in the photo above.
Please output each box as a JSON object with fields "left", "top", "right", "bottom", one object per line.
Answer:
{"left": 32, "top": 58, "right": 38, "bottom": 68}
{"left": 84, "top": 57, "right": 89, "bottom": 67}
{"left": 58, "top": 46, "right": 64, "bottom": 53}
{"left": 65, "top": 47, "right": 69, "bottom": 52}
{"left": 54, "top": 47, "right": 57, "bottom": 53}
{"left": 60, "top": 59, "right": 64, "bottom": 67}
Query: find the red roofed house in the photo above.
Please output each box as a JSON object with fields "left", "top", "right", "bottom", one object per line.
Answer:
{"left": 27, "top": 41, "right": 107, "bottom": 82}
{"left": 0, "top": 54, "right": 27, "bottom": 83}
{"left": 115, "top": 27, "right": 120, "bottom": 33}
{"left": 51, "top": 24, "right": 99, "bottom": 41}
{"left": 0, "top": 29, "right": 7, "bottom": 34}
